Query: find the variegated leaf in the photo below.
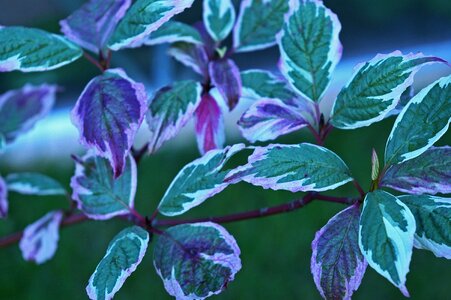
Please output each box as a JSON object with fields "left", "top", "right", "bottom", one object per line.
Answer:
{"left": 359, "top": 190, "right": 416, "bottom": 296}
{"left": 203, "top": 0, "right": 236, "bottom": 42}
{"left": 195, "top": 93, "right": 225, "bottom": 154}
{"left": 154, "top": 222, "right": 241, "bottom": 300}
{"left": 143, "top": 21, "right": 202, "bottom": 45}
{"left": 331, "top": 52, "right": 444, "bottom": 129}
{"left": 5, "top": 173, "right": 66, "bottom": 196}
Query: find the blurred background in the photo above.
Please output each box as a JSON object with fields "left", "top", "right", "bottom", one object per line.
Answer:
{"left": 0, "top": 0, "right": 450, "bottom": 299}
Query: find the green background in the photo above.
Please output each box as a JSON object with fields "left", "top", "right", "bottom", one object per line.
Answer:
{"left": 1, "top": 118, "right": 450, "bottom": 299}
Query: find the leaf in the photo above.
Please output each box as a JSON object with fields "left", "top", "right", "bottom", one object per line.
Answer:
{"left": 241, "top": 69, "right": 297, "bottom": 102}
{"left": 233, "top": 0, "right": 289, "bottom": 53}
{"left": 70, "top": 153, "right": 137, "bottom": 220}
{"left": 108, "top": 0, "right": 195, "bottom": 50}
{"left": 71, "top": 68, "right": 147, "bottom": 178}
{"left": 0, "top": 134, "right": 5, "bottom": 153}
{"left": 146, "top": 80, "right": 202, "bottom": 153}
{"left": 154, "top": 222, "right": 241, "bottom": 300}
{"left": 87, "top": 226, "right": 149, "bottom": 300}
{"left": 0, "top": 84, "right": 56, "bottom": 143}
{"left": 0, "top": 26, "right": 82, "bottom": 72}
{"left": 209, "top": 58, "right": 242, "bottom": 110}
{"left": 5, "top": 173, "right": 66, "bottom": 196}
{"left": 19, "top": 210, "right": 63, "bottom": 264}
{"left": 238, "top": 98, "right": 309, "bottom": 143}
{"left": 158, "top": 144, "right": 245, "bottom": 216}
{"left": 311, "top": 204, "right": 367, "bottom": 300}
{"left": 228, "top": 143, "right": 353, "bottom": 192}
{"left": 203, "top": 0, "right": 236, "bottom": 42}
{"left": 381, "top": 147, "right": 451, "bottom": 195}
{"left": 195, "top": 93, "right": 225, "bottom": 154}
{"left": 398, "top": 195, "right": 451, "bottom": 259}
{"left": 385, "top": 75, "right": 451, "bottom": 165}
{"left": 331, "top": 52, "right": 444, "bottom": 129}
{"left": 143, "top": 21, "right": 202, "bottom": 45}
{"left": 0, "top": 176, "right": 7, "bottom": 218}
{"left": 359, "top": 190, "right": 415, "bottom": 296}
{"left": 168, "top": 42, "right": 209, "bottom": 75}
{"left": 278, "top": 0, "right": 342, "bottom": 102}
{"left": 60, "top": 0, "right": 131, "bottom": 53}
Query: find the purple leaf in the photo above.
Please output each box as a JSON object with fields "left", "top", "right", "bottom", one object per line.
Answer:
{"left": 168, "top": 42, "right": 210, "bottom": 75}
{"left": 381, "top": 146, "right": 451, "bottom": 195}
{"left": 311, "top": 204, "right": 367, "bottom": 300}
{"left": 209, "top": 58, "right": 242, "bottom": 110}
{"left": 0, "top": 84, "right": 56, "bottom": 143}
{"left": 238, "top": 98, "right": 309, "bottom": 143}
{"left": 71, "top": 68, "right": 147, "bottom": 178}
{"left": 19, "top": 210, "right": 63, "bottom": 264}
{"left": 0, "top": 176, "right": 8, "bottom": 218}
{"left": 60, "top": 0, "right": 131, "bottom": 53}
{"left": 195, "top": 93, "right": 225, "bottom": 154}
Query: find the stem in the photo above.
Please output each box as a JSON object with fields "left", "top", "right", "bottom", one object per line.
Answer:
{"left": 307, "top": 124, "right": 323, "bottom": 146}
{"left": 353, "top": 179, "right": 366, "bottom": 198}
{"left": 132, "top": 143, "right": 149, "bottom": 164}
{"left": 83, "top": 52, "right": 104, "bottom": 72}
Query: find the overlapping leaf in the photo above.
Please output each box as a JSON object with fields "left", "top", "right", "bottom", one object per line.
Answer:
{"left": 71, "top": 68, "right": 147, "bottom": 178}
{"left": 233, "top": 0, "right": 289, "bottom": 52}
{"left": 209, "top": 58, "right": 242, "bottom": 109}
{"left": 331, "top": 52, "right": 444, "bottom": 129}
{"left": 87, "top": 226, "right": 149, "bottom": 300}
{"left": 385, "top": 75, "right": 451, "bottom": 165}
{"left": 70, "top": 153, "right": 137, "bottom": 220}
{"left": 399, "top": 195, "right": 451, "bottom": 259}
{"left": 0, "top": 27, "right": 82, "bottom": 72}
{"left": 203, "top": 0, "right": 236, "bottom": 42}
{"left": 311, "top": 204, "right": 367, "bottom": 300}
{"left": 154, "top": 222, "right": 241, "bottom": 300}
{"left": 240, "top": 69, "right": 297, "bottom": 102}
{"left": 60, "top": 0, "right": 131, "bottom": 53}
{"left": 5, "top": 173, "right": 66, "bottom": 196}
{"left": 147, "top": 80, "right": 202, "bottom": 153}
{"left": 195, "top": 93, "right": 225, "bottom": 154}
{"left": 158, "top": 144, "right": 245, "bottom": 216}
{"left": 0, "top": 84, "right": 56, "bottom": 144}
{"left": 381, "top": 147, "right": 451, "bottom": 195}
{"left": 19, "top": 210, "right": 63, "bottom": 264}
{"left": 168, "top": 42, "right": 209, "bottom": 75}
{"left": 228, "top": 143, "right": 352, "bottom": 192}
{"left": 108, "top": 0, "right": 195, "bottom": 50}
{"left": 143, "top": 21, "right": 202, "bottom": 45}
{"left": 238, "top": 98, "right": 309, "bottom": 143}
{"left": 278, "top": 0, "right": 342, "bottom": 102}
{"left": 359, "top": 190, "right": 415, "bottom": 296}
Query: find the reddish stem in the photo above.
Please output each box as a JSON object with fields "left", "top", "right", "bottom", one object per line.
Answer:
{"left": 83, "top": 52, "right": 104, "bottom": 72}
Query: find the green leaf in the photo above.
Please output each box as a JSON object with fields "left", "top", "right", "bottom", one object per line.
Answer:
{"left": 233, "top": 0, "right": 289, "bottom": 52}
{"left": 146, "top": 80, "right": 202, "bottom": 153}
{"left": 399, "top": 195, "right": 451, "bottom": 259}
{"left": 108, "top": 0, "right": 195, "bottom": 50}
{"left": 229, "top": 143, "right": 353, "bottom": 192}
{"left": 385, "top": 75, "right": 451, "bottom": 165}
{"left": 359, "top": 190, "right": 416, "bottom": 296}
{"left": 154, "top": 222, "right": 241, "bottom": 299}
{"left": 86, "top": 226, "right": 149, "bottom": 300}
{"left": 241, "top": 69, "right": 297, "bottom": 102}
{"left": 203, "top": 0, "right": 236, "bottom": 42}
{"left": 5, "top": 173, "right": 66, "bottom": 196}
{"left": 143, "top": 21, "right": 202, "bottom": 45}
{"left": 0, "top": 26, "right": 82, "bottom": 72}
{"left": 70, "top": 153, "right": 137, "bottom": 220}
{"left": 158, "top": 144, "right": 245, "bottom": 216}
{"left": 331, "top": 52, "right": 443, "bottom": 129}
{"left": 278, "top": 0, "right": 342, "bottom": 102}
{"left": 0, "top": 134, "right": 5, "bottom": 153}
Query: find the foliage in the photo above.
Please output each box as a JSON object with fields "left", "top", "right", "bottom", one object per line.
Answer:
{"left": 0, "top": 0, "right": 449, "bottom": 299}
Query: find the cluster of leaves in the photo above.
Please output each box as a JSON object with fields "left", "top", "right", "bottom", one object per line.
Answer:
{"left": 0, "top": 0, "right": 450, "bottom": 299}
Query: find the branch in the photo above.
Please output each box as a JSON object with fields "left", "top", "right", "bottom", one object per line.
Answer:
{"left": 0, "top": 193, "right": 357, "bottom": 249}
{"left": 154, "top": 193, "right": 357, "bottom": 227}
